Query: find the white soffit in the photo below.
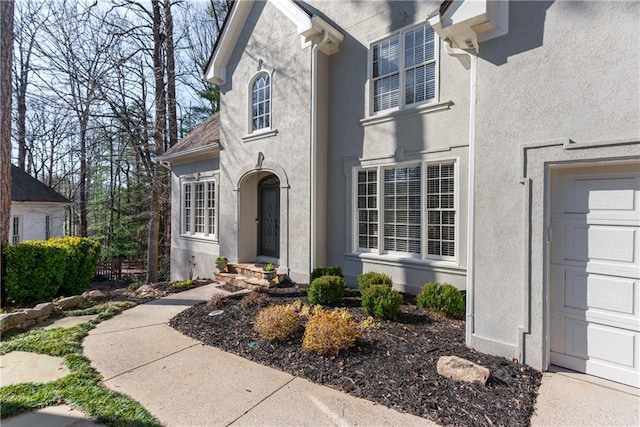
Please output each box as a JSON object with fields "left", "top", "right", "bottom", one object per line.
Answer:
{"left": 429, "top": 0, "right": 509, "bottom": 52}
{"left": 205, "top": 0, "right": 343, "bottom": 85}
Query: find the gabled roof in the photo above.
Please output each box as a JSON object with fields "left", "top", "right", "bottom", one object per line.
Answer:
{"left": 204, "top": 0, "right": 343, "bottom": 85}
{"left": 11, "top": 165, "right": 70, "bottom": 204}
{"left": 158, "top": 113, "right": 220, "bottom": 162}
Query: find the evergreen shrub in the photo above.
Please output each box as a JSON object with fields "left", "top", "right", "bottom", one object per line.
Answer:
{"left": 310, "top": 266, "right": 343, "bottom": 281}
{"left": 417, "top": 282, "right": 465, "bottom": 319}
{"left": 357, "top": 271, "right": 392, "bottom": 293}
{"left": 361, "top": 284, "right": 403, "bottom": 320}
{"left": 302, "top": 310, "right": 360, "bottom": 356}
{"left": 307, "top": 275, "right": 346, "bottom": 305}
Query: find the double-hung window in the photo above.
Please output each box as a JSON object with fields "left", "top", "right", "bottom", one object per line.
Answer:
{"left": 355, "top": 162, "right": 455, "bottom": 260}
{"left": 371, "top": 23, "right": 438, "bottom": 114}
{"left": 182, "top": 177, "right": 218, "bottom": 240}
{"left": 11, "top": 216, "right": 21, "bottom": 244}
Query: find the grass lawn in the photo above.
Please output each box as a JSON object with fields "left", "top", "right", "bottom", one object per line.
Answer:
{"left": 0, "top": 301, "right": 162, "bottom": 427}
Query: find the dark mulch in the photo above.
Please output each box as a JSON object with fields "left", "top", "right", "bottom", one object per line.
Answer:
{"left": 169, "top": 282, "right": 542, "bottom": 426}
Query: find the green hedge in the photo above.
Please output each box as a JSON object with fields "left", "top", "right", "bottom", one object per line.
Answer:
{"left": 4, "top": 237, "right": 101, "bottom": 306}
{"left": 307, "top": 275, "right": 346, "bottom": 305}
{"left": 310, "top": 266, "right": 343, "bottom": 281}
{"left": 357, "top": 271, "right": 392, "bottom": 294}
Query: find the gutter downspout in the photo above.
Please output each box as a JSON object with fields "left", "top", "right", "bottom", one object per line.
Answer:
{"left": 310, "top": 30, "right": 328, "bottom": 275}
{"left": 444, "top": 42, "right": 477, "bottom": 346}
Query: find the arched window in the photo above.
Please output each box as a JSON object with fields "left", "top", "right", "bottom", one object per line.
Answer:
{"left": 251, "top": 73, "right": 271, "bottom": 131}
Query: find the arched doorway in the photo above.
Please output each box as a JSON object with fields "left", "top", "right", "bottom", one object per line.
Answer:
{"left": 258, "top": 174, "right": 280, "bottom": 258}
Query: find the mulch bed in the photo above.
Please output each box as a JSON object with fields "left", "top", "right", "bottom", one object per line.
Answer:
{"left": 169, "top": 282, "right": 542, "bottom": 426}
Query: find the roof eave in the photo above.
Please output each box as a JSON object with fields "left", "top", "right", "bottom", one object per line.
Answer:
{"left": 157, "top": 143, "right": 220, "bottom": 163}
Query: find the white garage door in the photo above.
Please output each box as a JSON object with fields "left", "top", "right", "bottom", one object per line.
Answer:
{"left": 550, "top": 163, "right": 640, "bottom": 388}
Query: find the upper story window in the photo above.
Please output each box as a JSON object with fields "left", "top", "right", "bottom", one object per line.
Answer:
{"left": 182, "top": 176, "right": 218, "bottom": 240}
{"left": 251, "top": 72, "right": 271, "bottom": 131}
{"left": 371, "top": 23, "right": 438, "bottom": 114}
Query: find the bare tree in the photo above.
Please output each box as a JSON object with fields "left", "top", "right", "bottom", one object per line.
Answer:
{"left": 1, "top": 0, "right": 15, "bottom": 307}
{"left": 13, "top": 0, "right": 48, "bottom": 172}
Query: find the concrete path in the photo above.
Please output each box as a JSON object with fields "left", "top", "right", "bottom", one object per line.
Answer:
{"left": 1, "top": 405, "right": 103, "bottom": 427}
{"left": 83, "top": 284, "right": 435, "bottom": 426}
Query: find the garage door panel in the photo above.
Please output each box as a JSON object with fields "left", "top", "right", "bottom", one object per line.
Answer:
{"left": 563, "top": 318, "right": 636, "bottom": 368}
{"left": 551, "top": 164, "right": 640, "bottom": 388}
{"left": 567, "top": 177, "right": 638, "bottom": 213}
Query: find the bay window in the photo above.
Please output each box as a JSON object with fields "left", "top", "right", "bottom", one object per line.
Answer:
{"left": 182, "top": 177, "right": 218, "bottom": 239}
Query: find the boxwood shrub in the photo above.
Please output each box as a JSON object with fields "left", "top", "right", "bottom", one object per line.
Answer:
{"left": 361, "top": 284, "right": 403, "bottom": 320}
{"left": 310, "top": 266, "right": 343, "bottom": 281}
{"left": 356, "top": 271, "right": 392, "bottom": 293}
{"left": 416, "top": 282, "right": 465, "bottom": 319}
{"left": 307, "top": 275, "right": 346, "bottom": 305}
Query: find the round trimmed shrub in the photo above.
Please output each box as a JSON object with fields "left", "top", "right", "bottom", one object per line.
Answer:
{"left": 303, "top": 310, "right": 360, "bottom": 356}
{"left": 254, "top": 305, "right": 300, "bottom": 342}
{"left": 357, "top": 271, "right": 392, "bottom": 293}
{"left": 307, "top": 275, "right": 346, "bottom": 305}
{"left": 310, "top": 266, "right": 343, "bottom": 281}
{"left": 417, "top": 282, "right": 465, "bottom": 319}
{"left": 361, "top": 284, "right": 403, "bottom": 320}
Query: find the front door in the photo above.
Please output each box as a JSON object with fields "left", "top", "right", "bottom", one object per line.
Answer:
{"left": 258, "top": 175, "right": 280, "bottom": 258}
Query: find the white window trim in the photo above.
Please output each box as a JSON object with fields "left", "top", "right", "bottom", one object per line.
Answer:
{"left": 365, "top": 21, "right": 440, "bottom": 118}
{"left": 246, "top": 69, "right": 276, "bottom": 138}
{"left": 180, "top": 174, "right": 219, "bottom": 242}
{"left": 351, "top": 159, "right": 458, "bottom": 263}
{"left": 11, "top": 215, "right": 22, "bottom": 245}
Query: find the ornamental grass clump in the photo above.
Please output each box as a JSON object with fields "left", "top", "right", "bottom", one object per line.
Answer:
{"left": 417, "top": 282, "right": 465, "bottom": 319}
{"left": 302, "top": 310, "right": 360, "bottom": 356}
{"left": 357, "top": 271, "right": 392, "bottom": 294}
{"left": 254, "top": 305, "right": 300, "bottom": 342}
{"left": 307, "top": 275, "right": 346, "bottom": 305}
{"left": 361, "top": 284, "right": 403, "bottom": 320}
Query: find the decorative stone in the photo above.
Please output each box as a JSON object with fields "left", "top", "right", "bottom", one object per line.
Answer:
{"left": 109, "top": 288, "right": 129, "bottom": 296}
{"left": 36, "top": 315, "right": 50, "bottom": 323}
{"left": 0, "top": 312, "right": 27, "bottom": 332}
{"left": 18, "top": 308, "right": 43, "bottom": 320}
{"left": 437, "top": 355, "right": 490, "bottom": 385}
{"left": 136, "top": 285, "right": 152, "bottom": 294}
{"left": 34, "top": 302, "right": 55, "bottom": 315}
{"left": 83, "top": 290, "right": 107, "bottom": 301}
{"left": 56, "top": 295, "right": 86, "bottom": 310}
{"left": 23, "top": 319, "right": 36, "bottom": 328}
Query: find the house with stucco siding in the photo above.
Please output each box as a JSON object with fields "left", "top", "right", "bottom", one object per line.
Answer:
{"left": 159, "top": 0, "right": 640, "bottom": 389}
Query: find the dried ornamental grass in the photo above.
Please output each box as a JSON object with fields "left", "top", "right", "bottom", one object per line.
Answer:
{"left": 254, "top": 305, "right": 300, "bottom": 342}
{"left": 303, "top": 310, "right": 360, "bottom": 356}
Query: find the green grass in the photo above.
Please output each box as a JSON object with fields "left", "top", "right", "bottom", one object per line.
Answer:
{"left": 0, "top": 301, "right": 161, "bottom": 426}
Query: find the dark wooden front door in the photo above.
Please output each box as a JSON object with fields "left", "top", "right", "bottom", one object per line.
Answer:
{"left": 258, "top": 175, "right": 279, "bottom": 258}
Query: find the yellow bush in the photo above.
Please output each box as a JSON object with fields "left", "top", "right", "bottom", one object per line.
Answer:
{"left": 303, "top": 310, "right": 360, "bottom": 356}
{"left": 254, "top": 305, "right": 300, "bottom": 342}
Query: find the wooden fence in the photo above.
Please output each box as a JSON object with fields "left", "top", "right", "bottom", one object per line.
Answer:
{"left": 96, "top": 257, "right": 146, "bottom": 281}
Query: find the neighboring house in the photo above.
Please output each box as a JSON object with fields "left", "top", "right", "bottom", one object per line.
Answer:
{"left": 10, "top": 165, "right": 70, "bottom": 243}
{"left": 160, "top": 1, "right": 640, "bottom": 389}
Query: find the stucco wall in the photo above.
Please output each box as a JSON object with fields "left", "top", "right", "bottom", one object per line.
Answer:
{"left": 10, "top": 202, "right": 66, "bottom": 242}
{"left": 471, "top": 1, "right": 640, "bottom": 367}
{"left": 307, "top": 0, "right": 471, "bottom": 292}
{"left": 169, "top": 157, "right": 221, "bottom": 281}
{"left": 218, "top": 1, "right": 313, "bottom": 282}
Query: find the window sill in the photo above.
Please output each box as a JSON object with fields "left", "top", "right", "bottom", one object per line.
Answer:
{"left": 242, "top": 128, "right": 279, "bottom": 142}
{"left": 179, "top": 234, "right": 219, "bottom": 244}
{"left": 360, "top": 100, "right": 454, "bottom": 127}
{"left": 344, "top": 251, "right": 465, "bottom": 275}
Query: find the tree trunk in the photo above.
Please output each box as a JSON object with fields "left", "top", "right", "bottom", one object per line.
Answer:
{"left": 146, "top": 0, "right": 166, "bottom": 284}
{"left": 0, "top": 0, "right": 15, "bottom": 307}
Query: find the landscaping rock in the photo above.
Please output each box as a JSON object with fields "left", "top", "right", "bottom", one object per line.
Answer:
{"left": 0, "top": 312, "right": 27, "bottom": 332}
{"left": 18, "top": 308, "right": 43, "bottom": 320}
{"left": 34, "top": 302, "right": 55, "bottom": 315}
{"left": 135, "top": 285, "right": 152, "bottom": 294}
{"left": 109, "top": 288, "right": 130, "bottom": 297}
{"left": 56, "top": 295, "right": 86, "bottom": 310}
{"left": 83, "top": 290, "right": 107, "bottom": 301}
{"left": 437, "top": 355, "right": 490, "bottom": 385}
